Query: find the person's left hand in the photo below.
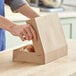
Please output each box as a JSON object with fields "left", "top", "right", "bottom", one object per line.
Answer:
{"left": 8, "top": 24, "right": 37, "bottom": 41}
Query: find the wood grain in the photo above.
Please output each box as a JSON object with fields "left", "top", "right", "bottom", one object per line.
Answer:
{"left": 13, "top": 13, "right": 68, "bottom": 64}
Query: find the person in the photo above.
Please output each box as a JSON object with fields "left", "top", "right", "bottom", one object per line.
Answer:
{"left": 0, "top": 0, "right": 39, "bottom": 51}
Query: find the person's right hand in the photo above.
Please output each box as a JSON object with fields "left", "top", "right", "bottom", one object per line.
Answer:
{"left": 8, "top": 24, "right": 37, "bottom": 41}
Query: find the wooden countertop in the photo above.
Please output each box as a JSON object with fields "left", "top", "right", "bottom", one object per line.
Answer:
{"left": 5, "top": 6, "right": 76, "bottom": 22}
{"left": 0, "top": 39, "right": 76, "bottom": 76}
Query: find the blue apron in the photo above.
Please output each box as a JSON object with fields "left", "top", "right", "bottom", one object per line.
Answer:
{"left": 0, "top": 0, "right": 6, "bottom": 51}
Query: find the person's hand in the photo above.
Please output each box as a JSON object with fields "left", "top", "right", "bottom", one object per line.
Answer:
{"left": 8, "top": 24, "right": 37, "bottom": 41}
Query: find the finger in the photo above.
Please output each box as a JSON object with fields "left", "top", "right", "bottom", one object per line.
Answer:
{"left": 20, "top": 31, "right": 29, "bottom": 40}
{"left": 24, "top": 26, "right": 33, "bottom": 40}
{"left": 19, "top": 32, "right": 26, "bottom": 41}
{"left": 20, "top": 35, "right": 25, "bottom": 41}
{"left": 22, "top": 30, "right": 29, "bottom": 40}
{"left": 29, "top": 25, "right": 37, "bottom": 40}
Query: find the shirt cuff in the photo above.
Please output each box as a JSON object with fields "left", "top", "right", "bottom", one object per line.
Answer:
{"left": 9, "top": 0, "right": 26, "bottom": 11}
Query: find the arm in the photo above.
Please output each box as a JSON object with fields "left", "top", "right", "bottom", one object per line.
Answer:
{"left": 0, "top": 15, "right": 15, "bottom": 31}
{"left": 3, "top": 0, "right": 37, "bottom": 50}
{"left": 3, "top": 0, "right": 37, "bottom": 41}
{"left": 0, "top": 15, "right": 36, "bottom": 41}
{"left": 5, "top": 0, "right": 39, "bottom": 18}
{"left": 16, "top": 4, "right": 39, "bottom": 18}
